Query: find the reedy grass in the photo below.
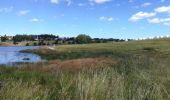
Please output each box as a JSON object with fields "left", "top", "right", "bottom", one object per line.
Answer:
{"left": 1, "top": 39, "right": 170, "bottom": 100}
{"left": 1, "top": 54, "right": 170, "bottom": 100}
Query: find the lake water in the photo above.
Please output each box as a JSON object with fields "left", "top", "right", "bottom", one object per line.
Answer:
{"left": 0, "top": 46, "right": 42, "bottom": 65}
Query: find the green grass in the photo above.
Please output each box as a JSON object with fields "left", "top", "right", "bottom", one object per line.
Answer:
{"left": 21, "top": 38, "right": 170, "bottom": 60}
{"left": 1, "top": 38, "right": 170, "bottom": 100}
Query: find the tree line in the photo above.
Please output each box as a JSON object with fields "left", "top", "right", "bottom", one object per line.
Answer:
{"left": 0, "top": 34, "right": 132, "bottom": 46}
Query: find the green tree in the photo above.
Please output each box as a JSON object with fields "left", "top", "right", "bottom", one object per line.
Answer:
{"left": 1, "top": 36, "right": 8, "bottom": 42}
{"left": 75, "top": 34, "right": 92, "bottom": 44}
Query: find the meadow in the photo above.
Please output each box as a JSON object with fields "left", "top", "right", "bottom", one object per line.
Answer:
{"left": 0, "top": 38, "right": 170, "bottom": 100}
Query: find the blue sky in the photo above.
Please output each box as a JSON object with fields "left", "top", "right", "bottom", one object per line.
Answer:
{"left": 0, "top": 0, "right": 170, "bottom": 39}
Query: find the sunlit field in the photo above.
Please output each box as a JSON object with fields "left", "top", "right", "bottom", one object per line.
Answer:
{"left": 1, "top": 38, "right": 170, "bottom": 100}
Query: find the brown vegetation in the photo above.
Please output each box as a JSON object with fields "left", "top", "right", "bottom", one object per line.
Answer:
{"left": 0, "top": 42, "right": 14, "bottom": 46}
{"left": 19, "top": 57, "right": 118, "bottom": 72}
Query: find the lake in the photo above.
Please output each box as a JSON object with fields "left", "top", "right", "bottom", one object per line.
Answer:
{"left": 0, "top": 46, "right": 42, "bottom": 65}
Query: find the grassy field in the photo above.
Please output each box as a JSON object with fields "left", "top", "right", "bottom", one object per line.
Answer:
{"left": 1, "top": 38, "right": 170, "bottom": 100}
{"left": 0, "top": 41, "right": 14, "bottom": 46}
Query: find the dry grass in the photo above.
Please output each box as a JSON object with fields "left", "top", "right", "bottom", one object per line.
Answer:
{"left": 0, "top": 42, "right": 14, "bottom": 46}
{"left": 48, "top": 57, "right": 117, "bottom": 69}
{"left": 19, "top": 57, "right": 119, "bottom": 72}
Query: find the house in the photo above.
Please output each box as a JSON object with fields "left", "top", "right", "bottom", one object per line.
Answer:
{"left": 7, "top": 36, "right": 13, "bottom": 40}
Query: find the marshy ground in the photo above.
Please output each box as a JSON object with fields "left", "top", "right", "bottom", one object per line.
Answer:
{"left": 1, "top": 38, "right": 170, "bottom": 100}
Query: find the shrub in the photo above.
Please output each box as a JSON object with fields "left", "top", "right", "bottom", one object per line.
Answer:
{"left": 26, "top": 43, "right": 30, "bottom": 46}
{"left": 33, "top": 42, "right": 37, "bottom": 46}
{"left": 76, "top": 34, "right": 92, "bottom": 44}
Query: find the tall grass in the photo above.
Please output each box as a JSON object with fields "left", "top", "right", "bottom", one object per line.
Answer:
{"left": 1, "top": 39, "right": 170, "bottom": 99}
{"left": 1, "top": 56, "right": 170, "bottom": 100}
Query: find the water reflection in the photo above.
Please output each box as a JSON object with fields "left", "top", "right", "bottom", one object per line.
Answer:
{"left": 0, "top": 46, "right": 41, "bottom": 65}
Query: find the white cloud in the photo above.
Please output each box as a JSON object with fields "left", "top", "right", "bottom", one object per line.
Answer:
{"left": 148, "top": 17, "right": 170, "bottom": 26}
{"left": 17, "top": 10, "right": 30, "bottom": 16}
{"left": 99, "top": 16, "right": 106, "bottom": 20}
{"left": 148, "top": 18, "right": 170, "bottom": 23}
{"left": 129, "top": 5, "right": 170, "bottom": 26}
{"left": 155, "top": 6, "right": 170, "bottom": 13}
{"left": 78, "top": 3, "right": 86, "bottom": 7}
{"left": 148, "top": 18, "right": 160, "bottom": 23}
{"left": 89, "top": 0, "right": 111, "bottom": 4}
{"left": 163, "top": 22, "right": 170, "bottom": 26}
{"left": 99, "top": 16, "right": 114, "bottom": 21}
{"left": 129, "top": 11, "right": 156, "bottom": 22}
{"left": 160, "top": 0, "right": 166, "bottom": 2}
{"left": 0, "top": 6, "right": 13, "bottom": 13}
{"left": 50, "top": 0, "right": 72, "bottom": 6}
{"left": 141, "top": 2, "right": 151, "bottom": 7}
{"left": 108, "top": 17, "right": 113, "bottom": 21}
{"left": 29, "top": 18, "right": 41, "bottom": 22}
{"left": 160, "top": 18, "right": 170, "bottom": 22}
{"left": 50, "top": 0, "right": 59, "bottom": 4}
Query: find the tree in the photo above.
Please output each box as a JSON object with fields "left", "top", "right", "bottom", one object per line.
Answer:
{"left": 1, "top": 36, "right": 8, "bottom": 42}
{"left": 38, "top": 34, "right": 57, "bottom": 41}
{"left": 75, "top": 34, "right": 92, "bottom": 44}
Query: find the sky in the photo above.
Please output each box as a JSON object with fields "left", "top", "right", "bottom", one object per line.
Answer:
{"left": 0, "top": 0, "right": 170, "bottom": 39}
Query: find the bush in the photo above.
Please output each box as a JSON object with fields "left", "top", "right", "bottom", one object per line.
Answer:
{"left": 1, "top": 36, "right": 8, "bottom": 42}
{"left": 26, "top": 43, "right": 30, "bottom": 46}
{"left": 33, "top": 42, "right": 37, "bottom": 46}
{"left": 13, "top": 41, "right": 18, "bottom": 45}
{"left": 76, "top": 34, "right": 92, "bottom": 44}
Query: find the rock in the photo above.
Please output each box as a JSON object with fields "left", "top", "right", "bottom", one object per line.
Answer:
{"left": 23, "top": 58, "right": 30, "bottom": 60}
